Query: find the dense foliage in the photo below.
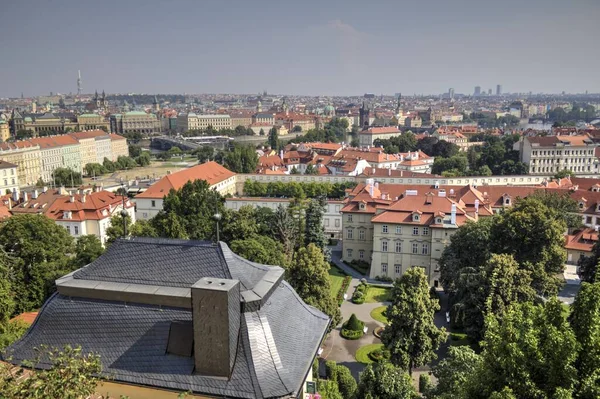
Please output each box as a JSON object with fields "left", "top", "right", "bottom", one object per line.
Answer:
{"left": 356, "top": 362, "right": 419, "bottom": 399}
{"left": 243, "top": 180, "right": 355, "bottom": 199}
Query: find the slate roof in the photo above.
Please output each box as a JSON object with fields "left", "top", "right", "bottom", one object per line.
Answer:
{"left": 4, "top": 238, "right": 329, "bottom": 398}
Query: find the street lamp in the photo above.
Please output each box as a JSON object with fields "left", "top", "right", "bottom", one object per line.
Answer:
{"left": 120, "top": 183, "right": 128, "bottom": 238}
{"left": 213, "top": 212, "right": 222, "bottom": 243}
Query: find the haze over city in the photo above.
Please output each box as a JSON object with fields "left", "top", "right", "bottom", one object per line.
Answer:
{"left": 2, "top": 0, "right": 599, "bottom": 97}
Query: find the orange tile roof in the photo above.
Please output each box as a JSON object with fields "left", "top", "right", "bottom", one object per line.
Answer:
{"left": 360, "top": 127, "right": 401, "bottom": 135}
{"left": 565, "top": 228, "right": 598, "bottom": 252}
{"left": 46, "top": 191, "right": 133, "bottom": 221}
{"left": 68, "top": 130, "right": 110, "bottom": 140}
{"left": 109, "top": 134, "right": 127, "bottom": 141}
{"left": 135, "top": 161, "right": 236, "bottom": 199}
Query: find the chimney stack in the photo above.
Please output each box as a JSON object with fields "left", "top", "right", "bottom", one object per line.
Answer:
{"left": 388, "top": 168, "right": 392, "bottom": 176}
{"left": 191, "top": 277, "right": 240, "bottom": 378}
{"left": 22, "top": 191, "right": 28, "bottom": 202}
{"left": 42, "top": 186, "right": 48, "bottom": 193}
{"left": 69, "top": 192, "right": 75, "bottom": 203}
{"left": 82, "top": 194, "right": 87, "bottom": 203}
{"left": 451, "top": 203, "right": 457, "bottom": 225}
{"left": 474, "top": 199, "right": 480, "bottom": 213}
{"left": 12, "top": 189, "right": 19, "bottom": 203}
{"left": 32, "top": 189, "right": 38, "bottom": 199}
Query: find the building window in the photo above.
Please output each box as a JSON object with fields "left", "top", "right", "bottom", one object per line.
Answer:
{"left": 359, "top": 229, "right": 365, "bottom": 240}
{"left": 359, "top": 250, "right": 364, "bottom": 260}
{"left": 346, "top": 229, "right": 353, "bottom": 239}
{"left": 66, "top": 226, "right": 71, "bottom": 234}
{"left": 151, "top": 200, "right": 156, "bottom": 207}
{"left": 395, "top": 264, "right": 401, "bottom": 274}
{"left": 347, "top": 214, "right": 353, "bottom": 222}
{"left": 422, "top": 243, "right": 429, "bottom": 255}
{"left": 74, "top": 226, "right": 79, "bottom": 235}
{"left": 335, "top": 219, "right": 340, "bottom": 227}
{"left": 395, "top": 226, "right": 401, "bottom": 234}
{"left": 586, "top": 216, "right": 593, "bottom": 224}
{"left": 382, "top": 263, "right": 388, "bottom": 273}
{"left": 413, "top": 227, "right": 419, "bottom": 235}
{"left": 347, "top": 249, "right": 353, "bottom": 258}
{"left": 382, "top": 241, "right": 388, "bottom": 252}
{"left": 412, "top": 243, "right": 418, "bottom": 254}
{"left": 324, "top": 219, "right": 330, "bottom": 227}
{"left": 395, "top": 241, "right": 402, "bottom": 253}
{"left": 382, "top": 225, "right": 388, "bottom": 233}
{"left": 422, "top": 227, "right": 429, "bottom": 235}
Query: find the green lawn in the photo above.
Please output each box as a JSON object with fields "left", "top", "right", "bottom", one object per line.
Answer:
{"left": 328, "top": 265, "right": 347, "bottom": 298}
{"left": 365, "top": 286, "right": 392, "bottom": 303}
{"left": 355, "top": 344, "right": 384, "bottom": 364}
{"left": 370, "top": 306, "right": 389, "bottom": 324}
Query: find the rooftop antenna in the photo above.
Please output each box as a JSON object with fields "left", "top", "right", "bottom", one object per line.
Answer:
{"left": 213, "top": 206, "right": 222, "bottom": 244}
{"left": 120, "top": 183, "right": 128, "bottom": 238}
{"left": 77, "top": 70, "right": 82, "bottom": 96}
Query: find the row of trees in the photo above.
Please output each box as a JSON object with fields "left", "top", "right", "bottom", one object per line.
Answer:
{"left": 243, "top": 180, "right": 354, "bottom": 199}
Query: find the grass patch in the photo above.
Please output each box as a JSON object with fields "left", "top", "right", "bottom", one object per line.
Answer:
{"left": 448, "top": 332, "right": 469, "bottom": 347}
{"left": 365, "top": 286, "right": 392, "bottom": 303}
{"left": 355, "top": 344, "right": 385, "bottom": 364}
{"left": 370, "top": 306, "right": 389, "bottom": 324}
{"left": 328, "top": 265, "right": 347, "bottom": 298}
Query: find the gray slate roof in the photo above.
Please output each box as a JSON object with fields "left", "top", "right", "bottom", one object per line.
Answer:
{"left": 5, "top": 238, "right": 330, "bottom": 399}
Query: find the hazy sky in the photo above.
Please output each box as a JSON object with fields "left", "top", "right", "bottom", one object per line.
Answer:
{"left": 1, "top": 0, "right": 599, "bottom": 97}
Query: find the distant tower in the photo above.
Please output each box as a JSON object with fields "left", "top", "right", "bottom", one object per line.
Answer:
{"left": 31, "top": 101, "right": 37, "bottom": 113}
{"left": 94, "top": 90, "right": 100, "bottom": 108}
{"left": 449, "top": 88, "right": 455, "bottom": 101}
{"left": 488, "top": 88, "right": 492, "bottom": 95}
{"left": 282, "top": 98, "right": 289, "bottom": 115}
{"left": 257, "top": 100, "right": 262, "bottom": 113}
{"left": 395, "top": 94, "right": 402, "bottom": 116}
{"left": 474, "top": 86, "right": 481, "bottom": 96}
{"left": 77, "top": 70, "right": 82, "bottom": 96}
{"left": 101, "top": 90, "right": 107, "bottom": 108}
{"left": 496, "top": 84, "right": 502, "bottom": 96}
{"left": 153, "top": 95, "right": 159, "bottom": 111}
{"left": 359, "top": 101, "right": 371, "bottom": 129}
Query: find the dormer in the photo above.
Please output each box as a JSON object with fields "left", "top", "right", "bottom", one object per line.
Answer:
{"left": 579, "top": 197, "right": 588, "bottom": 210}
{"left": 592, "top": 184, "right": 600, "bottom": 193}
{"left": 434, "top": 211, "right": 445, "bottom": 225}
{"left": 359, "top": 200, "right": 367, "bottom": 211}
{"left": 63, "top": 211, "right": 72, "bottom": 220}
{"left": 412, "top": 210, "right": 422, "bottom": 222}
{"left": 502, "top": 193, "right": 512, "bottom": 206}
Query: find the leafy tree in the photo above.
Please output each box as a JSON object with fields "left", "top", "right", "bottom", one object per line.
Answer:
{"left": 452, "top": 253, "right": 535, "bottom": 340}
{"left": 554, "top": 168, "right": 575, "bottom": 179}
{"left": 432, "top": 140, "right": 460, "bottom": 158}
{"left": 289, "top": 166, "right": 300, "bottom": 174}
{"left": 373, "top": 132, "right": 417, "bottom": 153}
{"left": 0, "top": 215, "right": 74, "bottom": 313}
{"left": 103, "top": 157, "right": 117, "bottom": 172}
{"left": 304, "top": 197, "right": 329, "bottom": 258}
{"left": 382, "top": 267, "right": 445, "bottom": 373}
{"left": 287, "top": 244, "right": 341, "bottom": 329}
{"left": 0, "top": 253, "right": 14, "bottom": 325}
{"left": 84, "top": 163, "right": 106, "bottom": 177}
{"left": 135, "top": 152, "right": 151, "bottom": 167}
{"left": 259, "top": 128, "right": 265, "bottom": 136}
{"left": 335, "top": 364, "right": 357, "bottom": 399}
{"left": 428, "top": 346, "right": 483, "bottom": 399}
{"left": 569, "top": 282, "right": 600, "bottom": 398}
{"left": 128, "top": 145, "right": 143, "bottom": 157}
{"left": 229, "top": 235, "right": 288, "bottom": 267}
{"left": 356, "top": 362, "right": 419, "bottom": 399}
{"left": 491, "top": 197, "right": 566, "bottom": 296}
{"left": 52, "top": 167, "right": 82, "bottom": 187}
{"left": 116, "top": 155, "right": 137, "bottom": 170}
{"left": 15, "top": 129, "right": 33, "bottom": 140}
{"left": 317, "top": 379, "right": 343, "bottom": 399}
{"left": 272, "top": 204, "right": 298, "bottom": 259}
{"left": 432, "top": 155, "right": 468, "bottom": 176}
{"left": 130, "top": 219, "right": 159, "bottom": 238}
{"left": 292, "top": 125, "right": 302, "bottom": 132}
{"left": 478, "top": 299, "right": 577, "bottom": 398}
{"left": 528, "top": 190, "right": 581, "bottom": 229}
{"left": 0, "top": 345, "right": 102, "bottom": 399}
{"left": 105, "top": 214, "right": 131, "bottom": 245}
{"left": 268, "top": 127, "right": 279, "bottom": 150}
{"left": 72, "top": 235, "right": 104, "bottom": 268}
{"left": 0, "top": 319, "right": 28, "bottom": 351}
{"left": 579, "top": 242, "right": 600, "bottom": 283}
{"left": 223, "top": 145, "right": 259, "bottom": 173}
{"left": 194, "top": 146, "right": 215, "bottom": 163}
{"left": 158, "top": 179, "right": 224, "bottom": 240}
{"left": 221, "top": 206, "right": 259, "bottom": 242}
{"left": 416, "top": 136, "right": 438, "bottom": 155}
{"left": 151, "top": 212, "right": 189, "bottom": 239}
{"left": 304, "top": 164, "right": 319, "bottom": 175}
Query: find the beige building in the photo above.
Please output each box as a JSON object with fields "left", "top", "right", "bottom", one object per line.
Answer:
{"left": 176, "top": 113, "right": 232, "bottom": 133}
{"left": 110, "top": 111, "right": 161, "bottom": 135}
{"left": 515, "top": 135, "right": 598, "bottom": 175}
{"left": 0, "top": 120, "right": 10, "bottom": 142}
{"left": 68, "top": 131, "right": 100, "bottom": 168}
{"left": 110, "top": 134, "right": 129, "bottom": 161}
{"left": 0, "top": 141, "right": 42, "bottom": 186}
{"left": 229, "top": 111, "right": 253, "bottom": 128}
{"left": 358, "top": 127, "right": 402, "bottom": 147}
{"left": 9, "top": 110, "right": 109, "bottom": 136}
{"left": 77, "top": 113, "right": 111, "bottom": 131}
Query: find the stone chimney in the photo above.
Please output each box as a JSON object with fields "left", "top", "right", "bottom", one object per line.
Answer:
{"left": 59, "top": 186, "right": 68, "bottom": 195}
{"left": 12, "top": 189, "right": 19, "bottom": 203}
{"left": 191, "top": 277, "right": 240, "bottom": 378}
{"left": 69, "top": 192, "right": 75, "bottom": 203}
{"left": 82, "top": 194, "right": 87, "bottom": 203}
{"left": 32, "top": 190, "right": 38, "bottom": 199}
{"left": 451, "top": 203, "right": 457, "bottom": 225}
{"left": 42, "top": 186, "right": 48, "bottom": 193}
{"left": 22, "top": 191, "right": 28, "bottom": 202}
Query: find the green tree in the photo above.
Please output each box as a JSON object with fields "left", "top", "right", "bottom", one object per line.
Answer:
{"left": 105, "top": 214, "right": 131, "bottom": 245}
{"left": 0, "top": 345, "right": 102, "bottom": 399}
{"left": 52, "top": 167, "right": 82, "bottom": 187}
{"left": 290, "top": 166, "right": 300, "bottom": 174}
{"left": 223, "top": 145, "right": 259, "bottom": 173}
{"left": 453, "top": 253, "right": 535, "bottom": 340}
{"left": 292, "top": 125, "right": 302, "bottom": 132}
{"left": 151, "top": 212, "right": 189, "bottom": 239}
{"left": 221, "top": 206, "right": 259, "bottom": 242}
{"left": 356, "top": 362, "right": 419, "bottom": 399}
{"left": 287, "top": 244, "right": 341, "bottom": 329}
{"left": 317, "top": 379, "right": 343, "bottom": 399}
{"left": 157, "top": 179, "right": 224, "bottom": 240}
{"left": 528, "top": 190, "right": 581, "bottom": 229}
{"left": 129, "top": 145, "right": 143, "bottom": 157}
{"left": 0, "top": 215, "right": 74, "bottom": 313}
{"left": 304, "top": 164, "right": 319, "bottom": 175}
{"left": 72, "top": 235, "right": 104, "bottom": 268}
{"left": 84, "top": 163, "right": 106, "bottom": 177}
{"left": 578, "top": 241, "right": 600, "bottom": 283}
{"left": 15, "top": 129, "right": 33, "bottom": 140}
{"left": 273, "top": 204, "right": 298, "bottom": 259}
{"left": 268, "top": 127, "right": 279, "bottom": 150}
{"left": 0, "top": 250, "right": 15, "bottom": 325}
{"left": 491, "top": 197, "right": 566, "bottom": 296}
{"left": 382, "top": 267, "right": 445, "bottom": 373}
{"left": 569, "top": 282, "right": 600, "bottom": 398}
{"left": 429, "top": 346, "right": 483, "bottom": 399}
{"left": 130, "top": 219, "right": 159, "bottom": 238}
{"left": 116, "top": 155, "right": 137, "bottom": 170}
{"left": 304, "top": 197, "right": 329, "bottom": 258}
{"left": 103, "top": 157, "right": 117, "bottom": 172}
{"left": 554, "top": 168, "right": 575, "bottom": 179}
{"left": 135, "top": 152, "right": 151, "bottom": 166}
{"left": 229, "top": 235, "right": 288, "bottom": 267}
{"left": 194, "top": 146, "right": 215, "bottom": 163}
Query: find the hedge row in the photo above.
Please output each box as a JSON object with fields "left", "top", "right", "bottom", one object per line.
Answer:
{"left": 335, "top": 276, "right": 352, "bottom": 306}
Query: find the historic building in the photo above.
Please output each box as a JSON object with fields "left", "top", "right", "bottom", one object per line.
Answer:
{"left": 0, "top": 161, "right": 18, "bottom": 194}
{"left": 358, "top": 126, "right": 402, "bottom": 147}
{"left": 110, "top": 111, "right": 161, "bottom": 135}
{"left": 0, "top": 141, "right": 42, "bottom": 186}
{"left": 9, "top": 110, "right": 109, "bottom": 136}
{"left": 176, "top": 113, "right": 232, "bottom": 133}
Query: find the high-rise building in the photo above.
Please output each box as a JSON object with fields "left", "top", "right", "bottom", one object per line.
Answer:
{"left": 448, "top": 88, "right": 455, "bottom": 100}
{"left": 496, "top": 84, "right": 502, "bottom": 96}
{"left": 77, "top": 70, "right": 82, "bottom": 96}
{"left": 474, "top": 86, "right": 481, "bottom": 96}
{"left": 488, "top": 88, "right": 492, "bottom": 95}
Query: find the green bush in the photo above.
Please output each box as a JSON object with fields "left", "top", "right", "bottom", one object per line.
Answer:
{"left": 325, "top": 360, "right": 338, "bottom": 381}
{"left": 341, "top": 328, "right": 363, "bottom": 340}
{"left": 450, "top": 332, "right": 468, "bottom": 341}
{"left": 419, "top": 373, "right": 433, "bottom": 393}
{"left": 356, "top": 284, "right": 366, "bottom": 293}
{"left": 312, "top": 357, "right": 319, "bottom": 378}
{"left": 367, "top": 348, "right": 391, "bottom": 363}
{"left": 352, "top": 295, "right": 366, "bottom": 304}
{"left": 336, "top": 365, "right": 358, "bottom": 398}
{"left": 344, "top": 313, "right": 364, "bottom": 331}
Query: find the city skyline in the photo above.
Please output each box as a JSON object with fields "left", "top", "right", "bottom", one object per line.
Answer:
{"left": 1, "top": 0, "right": 599, "bottom": 98}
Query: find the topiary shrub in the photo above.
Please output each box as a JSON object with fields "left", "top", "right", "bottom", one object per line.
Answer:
{"left": 344, "top": 313, "right": 364, "bottom": 331}
{"left": 356, "top": 283, "right": 367, "bottom": 293}
{"left": 419, "top": 373, "right": 433, "bottom": 393}
{"left": 352, "top": 295, "right": 366, "bottom": 304}
{"left": 325, "top": 360, "right": 338, "bottom": 381}
{"left": 367, "top": 348, "right": 391, "bottom": 363}
{"left": 336, "top": 365, "right": 358, "bottom": 398}
{"left": 340, "top": 329, "right": 363, "bottom": 340}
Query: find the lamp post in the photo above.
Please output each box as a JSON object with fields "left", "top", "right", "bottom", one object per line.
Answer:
{"left": 120, "top": 183, "right": 128, "bottom": 238}
{"left": 213, "top": 211, "right": 222, "bottom": 243}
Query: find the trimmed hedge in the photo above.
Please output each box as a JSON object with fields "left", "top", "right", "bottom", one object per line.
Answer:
{"left": 367, "top": 348, "right": 391, "bottom": 363}
{"left": 341, "top": 328, "right": 363, "bottom": 340}
{"left": 345, "top": 314, "right": 364, "bottom": 331}
{"left": 335, "top": 276, "right": 352, "bottom": 306}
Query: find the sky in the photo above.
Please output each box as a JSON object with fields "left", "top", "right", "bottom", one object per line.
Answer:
{"left": 1, "top": 0, "right": 599, "bottom": 97}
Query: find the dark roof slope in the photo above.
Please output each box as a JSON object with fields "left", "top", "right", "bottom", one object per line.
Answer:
{"left": 73, "top": 238, "right": 270, "bottom": 291}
